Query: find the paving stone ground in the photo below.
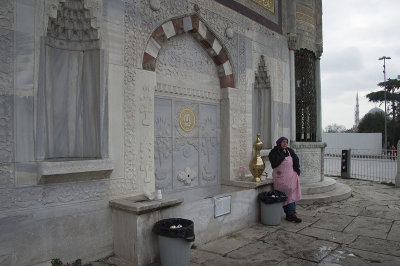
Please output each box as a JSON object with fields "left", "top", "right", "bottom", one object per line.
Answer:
{"left": 97, "top": 177, "right": 400, "bottom": 265}
{"left": 189, "top": 177, "right": 400, "bottom": 266}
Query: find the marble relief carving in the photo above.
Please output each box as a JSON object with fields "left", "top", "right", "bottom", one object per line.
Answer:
{"left": 124, "top": 0, "right": 189, "bottom": 68}
{"left": 177, "top": 167, "right": 196, "bottom": 185}
{"left": 139, "top": 135, "right": 153, "bottom": 183}
{"left": 156, "top": 34, "right": 218, "bottom": 79}
{"left": 300, "top": 151, "right": 321, "bottom": 177}
{"left": 174, "top": 137, "right": 199, "bottom": 187}
{"left": 0, "top": 164, "right": 13, "bottom": 188}
{"left": 0, "top": 95, "right": 13, "bottom": 163}
{"left": 0, "top": 0, "right": 13, "bottom": 29}
{"left": 0, "top": 181, "right": 108, "bottom": 211}
{"left": 45, "top": 0, "right": 102, "bottom": 30}
{"left": 0, "top": 29, "right": 13, "bottom": 91}
{"left": 139, "top": 86, "right": 153, "bottom": 126}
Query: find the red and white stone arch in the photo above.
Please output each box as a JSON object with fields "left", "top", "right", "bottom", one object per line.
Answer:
{"left": 142, "top": 14, "right": 235, "bottom": 88}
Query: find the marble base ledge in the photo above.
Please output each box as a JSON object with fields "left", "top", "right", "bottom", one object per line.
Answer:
{"left": 222, "top": 177, "right": 273, "bottom": 189}
{"left": 37, "top": 158, "right": 113, "bottom": 184}
{"left": 109, "top": 195, "right": 184, "bottom": 215}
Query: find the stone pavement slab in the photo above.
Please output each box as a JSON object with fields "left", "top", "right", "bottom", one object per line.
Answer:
{"left": 229, "top": 223, "right": 277, "bottom": 241}
{"left": 290, "top": 239, "right": 338, "bottom": 263}
{"left": 298, "top": 226, "right": 357, "bottom": 244}
{"left": 319, "top": 247, "right": 400, "bottom": 265}
{"left": 260, "top": 230, "right": 317, "bottom": 255}
{"left": 226, "top": 241, "right": 290, "bottom": 264}
{"left": 320, "top": 201, "right": 366, "bottom": 217}
{"left": 344, "top": 216, "right": 393, "bottom": 239}
{"left": 348, "top": 235, "right": 400, "bottom": 257}
{"left": 359, "top": 204, "right": 400, "bottom": 220}
{"left": 190, "top": 249, "right": 222, "bottom": 265}
{"left": 262, "top": 215, "right": 318, "bottom": 233}
{"left": 197, "top": 234, "right": 252, "bottom": 255}
{"left": 388, "top": 221, "right": 400, "bottom": 241}
{"left": 276, "top": 257, "right": 317, "bottom": 266}
{"left": 311, "top": 212, "right": 355, "bottom": 231}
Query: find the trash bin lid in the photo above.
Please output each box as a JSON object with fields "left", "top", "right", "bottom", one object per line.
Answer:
{"left": 153, "top": 218, "right": 195, "bottom": 242}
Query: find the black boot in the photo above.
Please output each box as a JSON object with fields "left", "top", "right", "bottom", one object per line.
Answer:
{"left": 286, "top": 214, "right": 302, "bottom": 223}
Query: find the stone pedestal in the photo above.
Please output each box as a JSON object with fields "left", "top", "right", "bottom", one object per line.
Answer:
{"left": 291, "top": 142, "right": 326, "bottom": 184}
{"left": 291, "top": 142, "right": 352, "bottom": 204}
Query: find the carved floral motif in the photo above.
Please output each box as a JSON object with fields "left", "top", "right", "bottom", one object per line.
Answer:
{"left": 177, "top": 167, "right": 196, "bottom": 185}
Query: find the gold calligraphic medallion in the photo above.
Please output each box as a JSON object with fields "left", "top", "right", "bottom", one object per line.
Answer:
{"left": 179, "top": 107, "right": 196, "bottom": 132}
{"left": 252, "top": 0, "right": 274, "bottom": 13}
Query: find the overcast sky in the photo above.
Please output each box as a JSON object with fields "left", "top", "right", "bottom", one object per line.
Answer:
{"left": 321, "top": 0, "right": 400, "bottom": 129}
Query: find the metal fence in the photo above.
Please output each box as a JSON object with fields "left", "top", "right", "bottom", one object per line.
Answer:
{"left": 324, "top": 148, "right": 398, "bottom": 183}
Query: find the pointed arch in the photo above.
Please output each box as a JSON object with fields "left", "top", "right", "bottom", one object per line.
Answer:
{"left": 142, "top": 14, "right": 235, "bottom": 88}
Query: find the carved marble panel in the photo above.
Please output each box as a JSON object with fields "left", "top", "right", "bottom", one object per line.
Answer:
{"left": 199, "top": 137, "right": 218, "bottom": 184}
{"left": 155, "top": 97, "right": 220, "bottom": 192}
{"left": 199, "top": 104, "right": 217, "bottom": 138}
{"left": 299, "top": 150, "right": 321, "bottom": 178}
{"left": 155, "top": 33, "right": 220, "bottom": 92}
{"left": 0, "top": 28, "right": 13, "bottom": 91}
{"left": 0, "top": 95, "right": 13, "bottom": 163}
{"left": 124, "top": 0, "right": 189, "bottom": 68}
{"left": 0, "top": 180, "right": 108, "bottom": 212}
{"left": 173, "top": 137, "right": 199, "bottom": 189}
{"left": 0, "top": 163, "right": 14, "bottom": 188}
{"left": 0, "top": 0, "right": 13, "bottom": 29}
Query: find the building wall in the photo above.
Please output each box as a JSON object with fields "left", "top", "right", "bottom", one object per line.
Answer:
{"left": 0, "top": 0, "right": 323, "bottom": 264}
{"left": 322, "top": 133, "right": 382, "bottom": 151}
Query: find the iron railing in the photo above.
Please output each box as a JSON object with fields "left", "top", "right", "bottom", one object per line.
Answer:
{"left": 324, "top": 148, "right": 398, "bottom": 183}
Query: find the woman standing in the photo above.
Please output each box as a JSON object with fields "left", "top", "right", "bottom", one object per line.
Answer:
{"left": 268, "top": 137, "right": 302, "bottom": 223}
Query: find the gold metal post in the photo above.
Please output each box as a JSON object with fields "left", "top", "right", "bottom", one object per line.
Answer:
{"left": 249, "top": 133, "right": 265, "bottom": 182}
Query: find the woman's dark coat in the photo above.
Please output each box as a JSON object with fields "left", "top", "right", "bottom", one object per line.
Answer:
{"left": 268, "top": 147, "right": 301, "bottom": 176}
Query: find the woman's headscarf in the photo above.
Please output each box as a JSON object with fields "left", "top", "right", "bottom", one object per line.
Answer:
{"left": 276, "top": 137, "right": 288, "bottom": 149}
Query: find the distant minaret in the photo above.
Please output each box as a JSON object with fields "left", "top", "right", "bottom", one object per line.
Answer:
{"left": 354, "top": 92, "right": 360, "bottom": 128}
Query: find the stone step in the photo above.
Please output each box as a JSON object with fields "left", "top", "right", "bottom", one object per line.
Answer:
{"left": 298, "top": 182, "right": 352, "bottom": 205}
{"left": 301, "top": 177, "right": 337, "bottom": 195}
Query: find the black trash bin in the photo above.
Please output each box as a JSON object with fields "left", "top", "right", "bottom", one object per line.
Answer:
{"left": 258, "top": 190, "right": 288, "bottom": 225}
{"left": 153, "top": 218, "right": 195, "bottom": 266}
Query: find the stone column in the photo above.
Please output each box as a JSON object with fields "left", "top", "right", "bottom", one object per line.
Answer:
{"left": 315, "top": 54, "right": 322, "bottom": 142}
{"left": 396, "top": 140, "right": 400, "bottom": 187}
{"left": 287, "top": 0, "right": 297, "bottom": 143}
{"left": 315, "top": 0, "right": 323, "bottom": 142}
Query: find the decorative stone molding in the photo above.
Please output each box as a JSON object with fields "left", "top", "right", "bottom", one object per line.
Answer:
{"left": 46, "top": 0, "right": 100, "bottom": 50}
{"left": 45, "top": 0, "right": 102, "bottom": 35}
{"left": 149, "top": 0, "right": 161, "bottom": 11}
{"left": 0, "top": 180, "right": 108, "bottom": 211}
{"left": 0, "top": 95, "right": 13, "bottom": 163}
{"left": 291, "top": 141, "right": 326, "bottom": 149}
{"left": 177, "top": 167, "right": 196, "bottom": 185}
{"left": 0, "top": 29, "right": 13, "bottom": 91}
{"left": 0, "top": 0, "right": 13, "bottom": 29}
{"left": 142, "top": 14, "right": 235, "bottom": 88}
{"left": 225, "top": 27, "right": 233, "bottom": 39}
{"left": 37, "top": 159, "right": 113, "bottom": 184}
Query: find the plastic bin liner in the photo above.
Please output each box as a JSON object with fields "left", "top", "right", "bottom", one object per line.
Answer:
{"left": 153, "top": 218, "right": 195, "bottom": 242}
{"left": 258, "top": 190, "right": 288, "bottom": 204}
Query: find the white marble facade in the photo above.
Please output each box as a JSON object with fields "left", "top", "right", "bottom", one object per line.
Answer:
{"left": 0, "top": 0, "right": 323, "bottom": 265}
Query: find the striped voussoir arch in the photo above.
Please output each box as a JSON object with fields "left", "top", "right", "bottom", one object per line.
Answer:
{"left": 142, "top": 14, "right": 235, "bottom": 88}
